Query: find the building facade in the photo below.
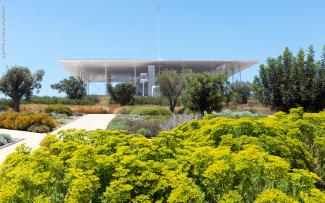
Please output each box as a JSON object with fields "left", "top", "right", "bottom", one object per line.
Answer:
{"left": 59, "top": 60, "right": 257, "bottom": 96}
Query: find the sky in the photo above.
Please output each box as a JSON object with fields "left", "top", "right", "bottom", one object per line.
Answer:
{"left": 0, "top": 0, "right": 325, "bottom": 96}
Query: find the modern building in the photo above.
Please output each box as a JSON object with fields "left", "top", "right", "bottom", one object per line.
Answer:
{"left": 59, "top": 59, "right": 257, "bottom": 96}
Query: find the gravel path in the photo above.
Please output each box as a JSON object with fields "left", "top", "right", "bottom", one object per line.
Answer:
{"left": 0, "top": 114, "right": 115, "bottom": 164}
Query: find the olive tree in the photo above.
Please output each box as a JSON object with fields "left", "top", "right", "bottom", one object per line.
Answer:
{"left": 180, "top": 73, "right": 231, "bottom": 116}
{"left": 51, "top": 76, "right": 86, "bottom": 99}
{"left": 157, "top": 69, "right": 192, "bottom": 112}
{"left": 0, "top": 66, "right": 44, "bottom": 112}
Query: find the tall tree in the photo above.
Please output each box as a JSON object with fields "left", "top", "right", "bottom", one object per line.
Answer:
{"left": 0, "top": 66, "right": 44, "bottom": 112}
{"left": 180, "top": 72, "right": 230, "bottom": 116}
{"left": 51, "top": 76, "right": 86, "bottom": 99}
{"left": 157, "top": 69, "right": 192, "bottom": 112}
{"left": 253, "top": 46, "right": 325, "bottom": 112}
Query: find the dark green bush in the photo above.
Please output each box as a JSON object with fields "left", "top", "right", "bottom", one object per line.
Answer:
{"left": 0, "top": 104, "right": 9, "bottom": 111}
{"left": 0, "top": 134, "right": 12, "bottom": 146}
{"left": 130, "top": 106, "right": 172, "bottom": 116}
{"left": 45, "top": 105, "right": 73, "bottom": 116}
{"left": 107, "top": 83, "right": 136, "bottom": 106}
{"left": 27, "top": 125, "right": 51, "bottom": 133}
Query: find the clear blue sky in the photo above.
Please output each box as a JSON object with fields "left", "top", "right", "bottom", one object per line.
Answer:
{"left": 1, "top": 0, "right": 325, "bottom": 96}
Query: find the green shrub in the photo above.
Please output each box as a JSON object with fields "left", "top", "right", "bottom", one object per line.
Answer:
{"left": 0, "top": 97, "right": 97, "bottom": 106}
{"left": 107, "top": 83, "right": 136, "bottom": 105}
{"left": 130, "top": 106, "right": 172, "bottom": 116}
{"left": 106, "top": 118, "right": 130, "bottom": 131}
{"left": 27, "top": 125, "right": 51, "bottom": 133}
{"left": 133, "top": 96, "right": 168, "bottom": 105}
{"left": 0, "top": 134, "right": 12, "bottom": 146}
{"left": 119, "top": 106, "right": 134, "bottom": 114}
{"left": 0, "top": 104, "right": 9, "bottom": 111}
{"left": 45, "top": 105, "right": 73, "bottom": 116}
{"left": 180, "top": 72, "right": 231, "bottom": 116}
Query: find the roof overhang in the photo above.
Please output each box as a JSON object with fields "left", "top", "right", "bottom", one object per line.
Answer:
{"left": 59, "top": 59, "right": 258, "bottom": 82}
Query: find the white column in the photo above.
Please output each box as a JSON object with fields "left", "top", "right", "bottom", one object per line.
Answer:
{"left": 133, "top": 65, "right": 137, "bottom": 85}
{"left": 148, "top": 65, "right": 156, "bottom": 96}
{"left": 105, "top": 66, "right": 107, "bottom": 95}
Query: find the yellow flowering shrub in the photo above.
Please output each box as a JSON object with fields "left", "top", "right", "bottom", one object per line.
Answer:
{"left": 0, "top": 112, "right": 57, "bottom": 131}
{"left": 0, "top": 108, "right": 324, "bottom": 202}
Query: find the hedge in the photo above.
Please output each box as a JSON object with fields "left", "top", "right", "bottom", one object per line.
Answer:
{"left": 45, "top": 104, "right": 73, "bottom": 116}
{"left": 0, "top": 96, "right": 97, "bottom": 106}
{"left": 130, "top": 106, "right": 172, "bottom": 116}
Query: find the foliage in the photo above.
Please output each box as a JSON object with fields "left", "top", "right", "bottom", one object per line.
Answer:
{"left": 157, "top": 69, "right": 192, "bottom": 112}
{"left": 0, "top": 97, "right": 97, "bottom": 106}
{"left": 110, "top": 96, "right": 169, "bottom": 106}
{"left": 113, "top": 106, "right": 135, "bottom": 114}
{"left": 133, "top": 96, "right": 168, "bottom": 106}
{"left": 106, "top": 117, "right": 130, "bottom": 131}
{"left": 51, "top": 76, "right": 86, "bottom": 99}
{"left": 158, "top": 114, "right": 197, "bottom": 131}
{"left": 231, "top": 81, "right": 252, "bottom": 104}
{"left": 0, "top": 112, "right": 57, "bottom": 132}
{"left": 253, "top": 46, "right": 325, "bottom": 112}
{"left": 0, "top": 134, "right": 12, "bottom": 146}
{"left": 0, "top": 108, "right": 325, "bottom": 202}
{"left": 212, "top": 111, "right": 265, "bottom": 119}
{"left": 107, "top": 116, "right": 163, "bottom": 137}
{"left": 71, "top": 105, "right": 108, "bottom": 114}
{"left": 27, "top": 125, "right": 51, "bottom": 133}
{"left": 0, "top": 66, "right": 44, "bottom": 112}
{"left": 107, "top": 83, "right": 136, "bottom": 106}
{"left": 0, "top": 105, "right": 8, "bottom": 112}
{"left": 45, "top": 105, "right": 73, "bottom": 116}
{"left": 181, "top": 72, "right": 231, "bottom": 116}
{"left": 26, "top": 96, "right": 97, "bottom": 105}
{"left": 130, "top": 106, "right": 172, "bottom": 116}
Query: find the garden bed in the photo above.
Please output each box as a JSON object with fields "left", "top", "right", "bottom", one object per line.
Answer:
{"left": 0, "top": 137, "right": 24, "bottom": 150}
{"left": 0, "top": 112, "right": 58, "bottom": 133}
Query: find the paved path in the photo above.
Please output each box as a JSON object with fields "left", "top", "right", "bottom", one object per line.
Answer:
{"left": 0, "top": 114, "right": 115, "bottom": 164}
{"left": 51, "top": 114, "right": 115, "bottom": 133}
{"left": 0, "top": 129, "right": 46, "bottom": 164}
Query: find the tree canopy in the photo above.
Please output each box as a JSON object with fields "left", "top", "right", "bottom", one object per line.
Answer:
{"left": 157, "top": 69, "right": 192, "bottom": 112}
{"left": 181, "top": 72, "right": 231, "bottom": 116}
{"left": 231, "top": 81, "right": 252, "bottom": 104}
{"left": 0, "top": 66, "right": 44, "bottom": 112}
{"left": 253, "top": 46, "right": 325, "bottom": 112}
{"left": 107, "top": 83, "right": 136, "bottom": 106}
{"left": 51, "top": 76, "right": 86, "bottom": 99}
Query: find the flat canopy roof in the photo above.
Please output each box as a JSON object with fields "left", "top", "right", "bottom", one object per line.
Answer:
{"left": 59, "top": 59, "right": 258, "bottom": 82}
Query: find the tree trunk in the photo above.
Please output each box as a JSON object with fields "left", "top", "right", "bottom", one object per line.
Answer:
{"left": 168, "top": 97, "right": 174, "bottom": 112}
{"left": 12, "top": 98, "right": 20, "bottom": 112}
